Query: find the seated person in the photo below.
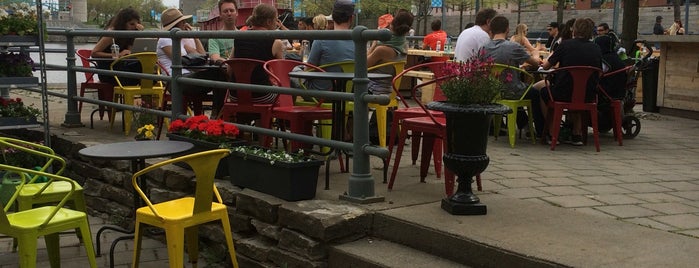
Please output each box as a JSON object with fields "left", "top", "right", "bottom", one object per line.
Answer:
{"left": 230, "top": 3, "right": 284, "bottom": 105}
{"left": 157, "top": 8, "right": 221, "bottom": 115}
{"left": 534, "top": 18, "right": 602, "bottom": 146}
{"left": 509, "top": 23, "right": 540, "bottom": 62}
{"left": 367, "top": 9, "right": 413, "bottom": 95}
{"left": 91, "top": 7, "right": 144, "bottom": 86}
{"left": 594, "top": 34, "right": 627, "bottom": 100}
{"left": 306, "top": 0, "right": 356, "bottom": 91}
{"left": 421, "top": 18, "right": 449, "bottom": 62}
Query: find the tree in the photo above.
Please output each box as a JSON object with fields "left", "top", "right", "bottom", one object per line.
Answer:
{"left": 86, "top": 0, "right": 166, "bottom": 28}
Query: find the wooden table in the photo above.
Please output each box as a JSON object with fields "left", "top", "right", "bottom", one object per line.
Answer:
{"left": 407, "top": 49, "right": 455, "bottom": 57}
{"left": 404, "top": 70, "right": 436, "bottom": 103}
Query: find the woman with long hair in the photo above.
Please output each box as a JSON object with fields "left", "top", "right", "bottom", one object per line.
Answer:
{"left": 509, "top": 23, "right": 540, "bottom": 59}
{"left": 90, "top": 7, "right": 143, "bottom": 85}
{"left": 366, "top": 9, "right": 414, "bottom": 95}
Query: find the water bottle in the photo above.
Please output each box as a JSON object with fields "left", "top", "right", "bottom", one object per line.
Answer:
{"left": 110, "top": 43, "right": 120, "bottom": 59}
{"left": 445, "top": 37, "right": 452, "bottom": 53}
{"left": 436, "top": 40, "right": 441, "bottom": 52}
{"left": 301, "top": 41, "right": 310, "bottom": 63}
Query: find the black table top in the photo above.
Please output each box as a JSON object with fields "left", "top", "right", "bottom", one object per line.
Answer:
{"left": 288, "top": 71, "right": 392, "bottom": 80}
{"left": 78, "top": 140, "right": 194, "bottom": 161}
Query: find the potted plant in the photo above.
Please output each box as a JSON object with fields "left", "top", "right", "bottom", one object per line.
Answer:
{"left": 0, "top": 139, "right": 47, "bottom": 205}
{"left": 228, "top": 146, "right": 323, "bottom": 201}
{"left": 0, "top": 2, "right": 43, "bottom": 37}
{"left": 426, "top": 49, "right": 511, "bottom": 215}
{"left": 0, "top": 97, "right": 41, "bottom": 126}
{"left": 167, "top": 115, "right": 246, "bottom": 177}
{"left": 1, "top": 3, "right": 45, "bottom": 86}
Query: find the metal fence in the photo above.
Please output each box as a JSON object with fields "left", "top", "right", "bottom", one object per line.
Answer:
{"left": 39, "top": 26, "right": 392, "bottom": 203}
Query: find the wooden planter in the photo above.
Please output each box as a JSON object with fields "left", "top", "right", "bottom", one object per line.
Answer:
{"left": 0, "top": 117, "right": 38, "bottom": 128}
{"left": 165, "top": 133, "right": 247, "bottom": 178}
{"left": 228, "top": 149, "right": 323, "bottom": 201}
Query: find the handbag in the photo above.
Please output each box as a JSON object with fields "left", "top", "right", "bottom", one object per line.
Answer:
{"left": 182, "top": 53, "right": 208, "bottom": 67}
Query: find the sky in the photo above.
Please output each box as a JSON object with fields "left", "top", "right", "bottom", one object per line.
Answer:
{"left": 162, "top": 0, "right": 178, "bottom": 8}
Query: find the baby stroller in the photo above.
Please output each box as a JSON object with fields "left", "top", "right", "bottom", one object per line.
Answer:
{"left": 597, "top": 40, "right": 650, "bottom": 139}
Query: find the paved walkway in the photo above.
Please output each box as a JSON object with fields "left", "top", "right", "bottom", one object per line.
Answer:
{"left": 2, "top": 87, "right": 699, "bottom": 266}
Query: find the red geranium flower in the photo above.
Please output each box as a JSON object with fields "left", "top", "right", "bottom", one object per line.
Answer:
{"left": 168, "top": 115, "right": 239, "bottom": 144}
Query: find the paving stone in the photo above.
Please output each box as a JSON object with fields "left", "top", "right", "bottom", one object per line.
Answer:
{"left": 536, "top": 186, "right": 592, "bottom": 195}
{"left": 668, "top": 191, "right": 699, "bottom": 201}
{"left": 577, "top": 184, "right": 634, "bottom": 194}
{"left": 570, "top": 176, "right": 622, "bottom": 185}
{"left": 611, "top": 174, "right": 659, "bottom": 183}
{"left": 492, "top": 178, "right": 547, "bottom": 188}
{"left": 588, "top": 194, "right": 643, "bottom": 205}
{"left": 640, "top": 202, "right": 699, "bottom": 214}
{"left": 490, "top": 164, "right": 539, "bottom": 171}
{"left": 531, "top": 177, "right": 583, "bottom": 186}
{"left": 491, "top": 170, "right": 540, "bottom": 178}
{"left": 617, "top": 183, "right": 673, "bottom": 193}
{"left": 540, "top": 195, "right": 604, "bottom": 208}
{"left": 623, "top": 217, "right": 678, "bottom": 231}
{"left": 568, "top": 169, "right": 617, "bottom": 176}
{"left": 651, "top": 214, "right": 699, "bottom": 229}
{"left": 571, "top": 207, "right": 616, "bottom": 219}
{"left": 629, "top": 192, "right": 689, "bottom": 203}
{"left": 676, "top": 229, "right": 699, "bottom": 238}
{"left": 494, "top": 187, "right": 551, "bottom": 199}
{"left": 654, "top": 181, "right": 699, "bottom": 191}
{"left": 594, "top": 205, "right": 663, "bottom": 218}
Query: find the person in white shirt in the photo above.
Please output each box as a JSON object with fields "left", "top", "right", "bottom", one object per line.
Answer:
{"left": 453, "top": 8, "right": 497, "bottom": 62}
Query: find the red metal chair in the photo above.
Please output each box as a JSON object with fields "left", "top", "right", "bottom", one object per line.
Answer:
{"left": 218, "top": 58, "right": 276, "bottom": 144}
{"left": 75, "top": 49, "right": 113, "bottom": 120}
{"left": 543, "top": 66, "right": 604, "bottom": 151}
{"left": 387, "top": 62, "right": 449, "bottom": 181}
{"left": 263, "top": 59, "right": 333, "bottom": 152}
{"left": 597, "top": 65, "right": 632, "bottom": 146}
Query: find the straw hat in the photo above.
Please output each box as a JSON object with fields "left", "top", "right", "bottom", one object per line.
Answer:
{"left": 161, "top": 8, "right": 192, "bottom": 30}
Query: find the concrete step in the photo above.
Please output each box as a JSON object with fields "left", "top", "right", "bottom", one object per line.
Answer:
{"left": 371, "top": 196, "right": 699, "bottom": 268}
{"left": 329, "top": 238, "right": 468, "bottom": 268}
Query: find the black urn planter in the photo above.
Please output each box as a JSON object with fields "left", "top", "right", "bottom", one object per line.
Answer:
{"left": 166, "top": 133, "right": 247, "bottom": 178}
{"left": 427, "top": 101, "right": 511, "bottom": 215}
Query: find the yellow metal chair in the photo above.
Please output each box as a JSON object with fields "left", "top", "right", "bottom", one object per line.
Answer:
{"left": 109, "top": 52, "right": 165, "bottom": 136}
{"left": 490, "top": 63, "right": 537, "bottom": 147}
{"left": 0, "top": 164, "right": 97, "bottom": 268}
{"left": 366, "top": 61, "right": 406, "bottom": 148}
{"left": 0, "top": 137, "right": 88, "bottom": 250}
{"left": 131, "top": 149, "right": 238, "bottom": 268}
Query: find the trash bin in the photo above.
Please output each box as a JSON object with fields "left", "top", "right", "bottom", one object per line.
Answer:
{"left": 641, "top": 58, "right": 660, "bottom": 112}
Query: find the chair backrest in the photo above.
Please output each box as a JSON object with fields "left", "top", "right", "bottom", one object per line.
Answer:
{"left": 545, "top": 66, "right": 603, "bottom": 104}
{"left": 76, "top": 49, "right": 97, "bottom": 82}
{"left": 1, "top": 164, "right": 76, "bottom": 226}
{"left": 131, "top": 149, "right": 230, "bottom": 217}
{"left": 263, "top": 59, "right": 325, "bottom": 107}
{"left": 317, "top": 60, "right": 355, "bottom": 92}
{"left": 109, "top": 52, "right": 162, "bottom": 89}
{"left": 224, "top": 58, "right": 272, "bottom": 105}
{"left": 411, "top": 75, "right": 452, "bottom": 126}
{"left": 0, "top": 137, "right": 67, "bottom": 183}
{"left": 368, "top": 61, "right": 406, "bottom": 107}
{"left": 491, "top": 63, "right": 535, "bottom": 101}
{"left": 392, "top": 61, "right": 448, "bottom": 107}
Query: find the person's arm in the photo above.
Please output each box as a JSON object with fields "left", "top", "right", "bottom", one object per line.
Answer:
{"left": 367, "top": 45, "right": 394, "bottom": 67}
{"left": 272, "top": 40, "right": 285, "bottom": 59}
{"left": 91, "top": 36, "right": 113, "bottom": 58}
{"left": 307, "top": 41, "right": 322, "bottom": 66}
{"left": 521, "top": 38, "right": 540, "bottom": 58}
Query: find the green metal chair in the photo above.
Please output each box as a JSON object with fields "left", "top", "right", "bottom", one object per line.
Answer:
{"left": 490, "top": 63, "right": 537, "bottom": 147}
{"left": 0, "top": 164, "right": 97, "bottom": 268}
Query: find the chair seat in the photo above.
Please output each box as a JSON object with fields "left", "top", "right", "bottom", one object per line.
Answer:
{"left": 273, "top": 106, "right": 333, "bottom": 116}
{"left": 395, "top": 107, "right": 445, "bottom": 118}
{"left": 18, "top": 181, "right": 83, "bottom": 196}
{"left": 136, "top": 197, "right": 228, "bottom": 221}
{"left": 5, "top": 206, "right": 87, "bottom": 230}
{"left": 402, "top": 116, "right": 446, "bottom": 131}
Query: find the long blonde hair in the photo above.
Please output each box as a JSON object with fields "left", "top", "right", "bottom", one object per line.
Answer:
{"left": 511, "top": 23, "right": 528, "bottom": 46}
{"left": 313, "top": 14, "right": 327, "bottom": 30}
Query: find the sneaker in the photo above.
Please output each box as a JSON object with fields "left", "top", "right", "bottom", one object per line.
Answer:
{"left": 571, "top": 135, "right": 583, "bottom": 146}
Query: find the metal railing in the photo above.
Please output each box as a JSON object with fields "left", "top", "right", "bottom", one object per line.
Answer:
{"left": 42, "top": 27, "right": 392, "bottom": 203}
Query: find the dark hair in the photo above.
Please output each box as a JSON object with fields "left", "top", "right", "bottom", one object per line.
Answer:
{"left": 573, "top": 18, "right": 594, "bottom": 39}
{"left": 475, "top": 8, "right": 497, "bottom": 26}
{"left": 302, "top": 17, "right": 314, "bottom": 27}
{"left": 431, "top": 19, "right": 442, "bottom": 31}
{"left": 218, "top": 0, "right": 238, "bottom": 12}
{"left": 489, "top": 16, "right": 508, "bottom": 35}
{"left": 332, "top": 0, "right": 355, "bottom": 24}
{"left": 391, "top": 10, "right": 414, "bottom": 36}
{"left": 598, "top": 22, "right": 609, "bottom": 31}
{"left": 464, "top": 22, "right": 475, "bottom": 29}
{"left": 248, "top": 4, "right": 277, "bottom": 27}
{"left": 559, "top": 18, "right": 575, "bottom": 40}
{"left": 279, "top": 10, "right": 296, "bottom": 29}
{"left": 110, "top": 8, "right": 140, "bottom": 30}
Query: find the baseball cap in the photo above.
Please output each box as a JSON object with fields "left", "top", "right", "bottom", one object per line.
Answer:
{"left": 656, "top": 16, "right": 663, "bottom": 21}
{"left": 547, "top": 22, "right": 559, "bottom": 29}
{"left": 332, "top": 0, "right": 355, "bottom": 18}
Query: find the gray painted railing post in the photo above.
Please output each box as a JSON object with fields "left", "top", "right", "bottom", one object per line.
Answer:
{"left": 339, "top": 26, "right": 386, "bottom": 204}
{"left": 62, "top": 30, "right": 83, "bottom": 127}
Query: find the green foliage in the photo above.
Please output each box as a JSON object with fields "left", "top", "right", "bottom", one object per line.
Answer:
{"left": 0, "top": 140, "right": 46, "bottom": 169}
{"left": 230, "top": 146, "right": 316, "bottom": 165}
{"left": 0, "top": 2, "right": 43, "bottom": 36}
{"left": 87, "top": 0, "right": 167, "bottom": 27}
{"left": 0, "top": 52, "right": 33, "bottom": 77}
{"left": 0, "top": 98, "right": 41, "bottom": 119}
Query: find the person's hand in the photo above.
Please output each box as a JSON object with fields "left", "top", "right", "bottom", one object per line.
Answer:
{"left": 182, "top": 22, "right": 193, "bottom": 31}
{"left": 135, "top": 23, "right": 144, "bottom": 31}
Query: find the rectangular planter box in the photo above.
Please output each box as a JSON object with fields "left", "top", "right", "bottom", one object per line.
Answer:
{"left": 0, "top": 77, "right": 39, "bottom": 88}
{"left": 0, "top": 35, "right": 39, "bottom": 47}
{"left": 228, "top": 149, "right": 323, "bottom": 201}
{"left": 166, "top": 133, "right": 247, "bottom": 178}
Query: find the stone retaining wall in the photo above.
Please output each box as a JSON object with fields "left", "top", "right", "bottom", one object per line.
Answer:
{"left": 2, "top": 130, "right": 372, "bottom": 268}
